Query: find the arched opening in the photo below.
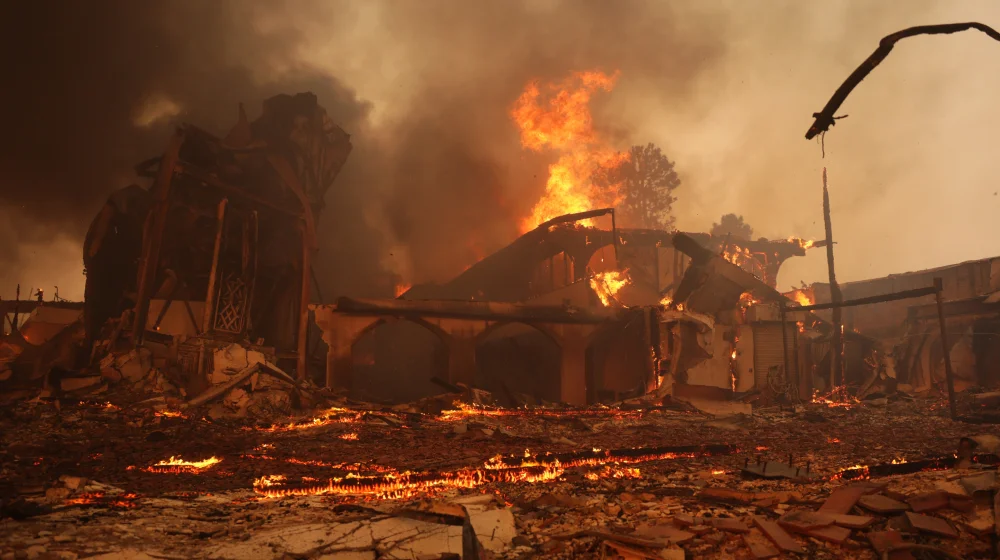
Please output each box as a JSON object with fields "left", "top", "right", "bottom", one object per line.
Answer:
{"left": 586, "top": 245, "right": 618, "bottom": 275}
{"left": 588, "top": 320, "right": 650, "bottom": 403}
{"left": 475, "top": 323, "right": 562, "bottom": 404}
{"left": 350, "top": 319, "right": 448, "bottom": 403}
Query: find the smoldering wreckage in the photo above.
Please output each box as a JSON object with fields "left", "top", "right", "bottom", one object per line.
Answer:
{"left": 3, "top": 91, "right": 1000, "bottom": 560}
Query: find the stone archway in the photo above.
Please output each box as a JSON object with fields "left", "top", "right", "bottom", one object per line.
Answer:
{"left": 350, "top": 318, "right": 449, "bottom": 403}
{"left": 475, "top": 322, "right": 563, "bottom": 404}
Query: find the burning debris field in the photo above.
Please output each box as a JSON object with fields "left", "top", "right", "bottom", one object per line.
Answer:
{"left": 4, "top": 393, "right": 1000, "bottom": 560}
{"left": 6, "top": 7, "right": 1000, "bottom": 560}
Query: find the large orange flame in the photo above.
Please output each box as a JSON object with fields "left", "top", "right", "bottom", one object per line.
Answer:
{"left": 511, "top": 71, "right": 628, "bottom": 232}
{"left": 589, "top": 270, "right": 630, "bottom": 306}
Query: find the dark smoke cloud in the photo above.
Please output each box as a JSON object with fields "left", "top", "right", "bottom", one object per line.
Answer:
{"left": 0, "top": 1, "right": 374, "bottom": 299}
{"left": 0, "top": 0, "right": 727, "bottom": 300}
{"left": 12, "top": 1, "right": 989, "bottom": 302}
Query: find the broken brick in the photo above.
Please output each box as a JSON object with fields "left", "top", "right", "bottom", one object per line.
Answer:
{"left": 708, "top": 517, "right": 751, "bottom": 533}
{"left": 806, "top": 524, "right": 852, "bottom": 545}
{"left": 904, "top": 512, "right": 958, "bottom": 538}
{"left": 819, "top": 486, "right": 865, "bottom": 515}
{"left": 868, "top": 531, "right": 915, "bottom": 560}
{"left": 778, "top": 511, "right": 834, "bottom": 533}
{"left": 829, "top": 513, "right": 875, "bottom": 529}
{"left": 906, "top": 491, "right": 949, "bottom": 513}
{"left": 752, "top": 516, "right": 804, "bottom": 554}
{"left": 742, "top": 529, "right": 779, "bottom": 559}
{"left": 858, "top": 494, "right": 908, "bottom": 514}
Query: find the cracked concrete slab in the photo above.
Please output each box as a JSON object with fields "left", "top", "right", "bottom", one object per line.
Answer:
{"left": 369, "top": 517, "right": 463, "bottom": 559}
{"left": 207, "top": 521, "right": 371, "bottom": 559}
{"left": 468, "top": 508, "right": 516, "bottom": 553}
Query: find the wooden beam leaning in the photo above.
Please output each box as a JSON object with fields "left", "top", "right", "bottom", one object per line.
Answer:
{"left": 132, "top": 129, "right": 185, "bottom": 345}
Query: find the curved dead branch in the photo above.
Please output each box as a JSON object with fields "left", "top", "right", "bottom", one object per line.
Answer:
{"left": 805, "top": 22, "right": 1000, "bottom": 139}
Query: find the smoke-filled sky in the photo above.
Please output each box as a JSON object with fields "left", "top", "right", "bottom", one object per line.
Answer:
{"left": 2, "top": 0, "right": 999, "bottom": 301}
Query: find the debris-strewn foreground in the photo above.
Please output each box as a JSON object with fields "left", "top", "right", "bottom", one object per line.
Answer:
{"left": 2, "top": 392, "right": 999, "bottom": 560}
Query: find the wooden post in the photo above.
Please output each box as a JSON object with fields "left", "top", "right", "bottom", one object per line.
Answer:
{"left": 792, "top": 315, "right": 802, "bottom": 399}
{"left": 202, "top": 199, "right": 228, "bottom": 334}
{"left": 821, "top": 167, "right": 844, "bottom": 390}
{"left": 132, "top": 129, "right": 184, "bottom": 344}
{"left": 297, "top": 222, "right": 312, "bottom": 381}
{"left": 11, "top": 284, "right": 19, "bottom": 334}
{"left": 780, "top": 300, "right": 791, "bottom": 397}
{"left": 934, "top": 277, "right": 957, "bottom": 420}
{"left": 198, "top": 198, "right": 227, "bottom": 383}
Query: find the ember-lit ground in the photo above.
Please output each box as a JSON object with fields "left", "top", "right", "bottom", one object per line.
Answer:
{"left": 1, "top": 395, "right": 998, "bottom": 559}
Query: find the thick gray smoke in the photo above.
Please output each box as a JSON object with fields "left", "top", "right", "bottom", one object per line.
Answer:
{"left": 3, "top": 1, "right": 999, "bottom": 300}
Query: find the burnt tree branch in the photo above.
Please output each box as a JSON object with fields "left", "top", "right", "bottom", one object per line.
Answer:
{"left": 805, "top": 22, "right": 1000, "bottom": 139}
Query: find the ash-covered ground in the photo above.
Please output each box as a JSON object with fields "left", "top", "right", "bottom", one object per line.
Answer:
{"left": 2, "top": 393, "right": 998, "bottom": 559}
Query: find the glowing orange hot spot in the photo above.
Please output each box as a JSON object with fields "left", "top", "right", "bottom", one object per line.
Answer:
{"left": 394, "top": 283, "right": 411, "bottom": 298}
{"left": 511, "top": 71, "right": 628, "bottom": 232}
{"left": 339, "top": 433, "right": 359, "bottom": 441}
{"left": 132, "top": 456, "right": 222, "bottom": 474}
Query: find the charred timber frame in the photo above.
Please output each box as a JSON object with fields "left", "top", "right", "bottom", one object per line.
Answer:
{"left": 788, "top": 280, "right": 958, "bottom": 418}
{"left": 130, "top": 127, "right": 318, "bottom": 380}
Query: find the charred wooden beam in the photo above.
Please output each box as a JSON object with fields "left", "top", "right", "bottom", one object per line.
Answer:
{"left": 822, "top": 168, "right": 844, "bottom": 388}
{"left": 806, "top": 22, "right": 1000, "bottom": 139}
{"left": 790, "top": 285, "right": 937, "bottom": 313}
{"left": 132, "top": 128, "right": 184, "bottom": 345}
{"left": 172, "top": 162, "right": 301, "bottom": 217}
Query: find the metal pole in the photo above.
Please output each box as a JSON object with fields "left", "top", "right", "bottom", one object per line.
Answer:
{"left": 934, "top": 277, "right": 957, "bottom": 420}
{"left": 780, "top": 300, "right": 791, "bottom": 398}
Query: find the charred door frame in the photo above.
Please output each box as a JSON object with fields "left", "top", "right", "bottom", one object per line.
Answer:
{"left": 131, "top": 127, "right": 318, "bottom": 380}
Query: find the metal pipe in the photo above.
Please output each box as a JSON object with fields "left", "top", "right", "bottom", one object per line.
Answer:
{"left": 934, "top": 277, "right": 958, "bottom": 420}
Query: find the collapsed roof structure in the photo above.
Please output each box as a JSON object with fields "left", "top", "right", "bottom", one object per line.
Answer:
{"left": 83, "top": 93, "right": 352, "bottom": 385}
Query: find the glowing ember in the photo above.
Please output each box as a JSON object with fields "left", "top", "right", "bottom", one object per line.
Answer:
{"left": 339, "top": 433, "right": 359, "bottom": 441}
{"left": 711, "top": 469, "right": 726, "bottom": 475}
{"left": 394, "top": 283, "right": 411, "bottom": 298}
{"left": 65, "top": 492, "right": 138, "bottom": 508}
{"left": 659, "top": 295, "right": 673, "bottom": 307}
{"left": 811, "top": 387, "right": 859, "bottom": 408}
{"left": 729, "top": 334, "right": 740, "bottom": 391}
{"left": 590, "top": 270, "right": 630, "bottom": 306}
{"left": 438, "top": 402, "right": 648, "bottom": 422}
{"left": 511, "top": 71, "right": 629, "bottom": 232}
{"left": 254, "top": 444, "right": 737, "bottom": 500}
{"left": 827, "top": 438, "right": 841, "bottom": 444}
{"left": 154, "top": 410, "right": 185, "bottom": 418}
{"left": 257, "top": 407, "right": 363, "bottom": 432}
{"left": 584, "top": 466, "right": 641, "bottom": 481}
{"left": 134, "top": 456, "right": 222, "bottom": 474}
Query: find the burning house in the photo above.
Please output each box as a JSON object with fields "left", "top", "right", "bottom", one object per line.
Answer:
{"left": 312, "top": 209, "right": 826, "bottom": 407}
{"left": 787, "top": 256, "right": 1000, "bottom": 393}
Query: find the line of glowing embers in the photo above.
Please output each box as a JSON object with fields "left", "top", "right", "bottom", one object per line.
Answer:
{"left": 251, "top": 445, "right": 737, "bottom": 500}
